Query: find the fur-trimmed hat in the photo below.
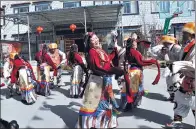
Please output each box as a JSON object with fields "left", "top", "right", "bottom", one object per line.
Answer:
{"left": 48, "top": 43, "right": 58, "bottom": 49}
{"left": 160, "top": 35, "right": 177, "bottom": 44}
{"left": 183, "top": 22, "right": 195, "bottom": 34}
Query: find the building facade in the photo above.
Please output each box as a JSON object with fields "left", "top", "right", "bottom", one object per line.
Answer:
{"left": 1, "top": 1, "right": 195, "bottom": 57}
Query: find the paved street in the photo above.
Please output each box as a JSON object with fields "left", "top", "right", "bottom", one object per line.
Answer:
{"left": 0, "top": 69, "right": 195, "bottom": 128}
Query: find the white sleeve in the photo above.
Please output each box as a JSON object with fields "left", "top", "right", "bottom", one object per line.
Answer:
{"left": 171, "top": 45, "right": 182, "bottom": 60}
{"left": 59, "top": 50, "right": 66, "bottom": 60}
{"left": 164, "top": 54, "right": 170, "bottom": 62}
{"left": 3, "top": 62, "right": 10, "bottom": 78}
{"left": 148, "top": 45, "right": 164, "bottom": 58}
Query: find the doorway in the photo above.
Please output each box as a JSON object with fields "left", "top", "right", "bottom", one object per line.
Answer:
{"left": 75, "top": 39, "right": 85, "bottom": 52}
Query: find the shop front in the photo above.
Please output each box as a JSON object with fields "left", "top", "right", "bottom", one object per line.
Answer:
{"left": 5, "top": 4, "right": 123, "bottom": 58}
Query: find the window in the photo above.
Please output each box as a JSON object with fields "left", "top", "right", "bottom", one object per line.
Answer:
{"left": 63, "top": 2, "right": 80, "bottom": 8}
{"left": 160, "top": 1, "right": 170, "bottom": 13}
{"left": 13, "top": 6, "right": 29, "bottom": 14}
{"left": 177, "top": 1, "right": 194, "bottom": 11}
{"left": 35, "top": 4, "right": 51, "bottom": 11}
{"left": 13, "top": 18, "right": 20, "bottom": 24}
{"left": 123, "top": 1, "right": 139, "bottom": 15}
{"left": 151, "top": 1, "right": 170, "bottom": 13}
{"left": 192, "top": 1, "right": 195, "bottom": 10}
{"left": 151, "top": 1, "right": 159, "bottom": 13}
{"left": 12, "top": 35, "right": 27, "bottom": 41}
{"left": 111, "top": 1, "right": 120, "bottom": 4}
{"left": 94, "top": 1, "right": 112, "bottom": 5}
{"left": 3, "top": 35, "right": 7, "bottom": 39}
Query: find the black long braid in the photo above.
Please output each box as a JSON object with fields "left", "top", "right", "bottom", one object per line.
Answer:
{"left": 83, "top": 32, "right": 94, "bottom": 69}
{"left": 125, "top": 38, "right": 134, "bottom": 62}
{"left": 69, "top": 44, "right": 78, "bottom": 65}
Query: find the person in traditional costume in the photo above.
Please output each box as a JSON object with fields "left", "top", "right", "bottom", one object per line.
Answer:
{"left": 77, "top": 52, "right": 88, "bottom": 97}
{"left": 166, "top": 22, "right": 195, "bottom": 128}
{"left": 10, "top": 53, "right": 37, "bottom": 104}
{"left": 110, "top": 31, "right": 127, "bottom": 93}
{"left": 101, "top": 42, "right": 121, "bottom": 110}
{"left": 179, "top": 22, "right": 195, "bottom": 63}
{"left": 157, "top": 35, "right": 182, "bottom": 102}
{"left": 35, "top": 44, "right": 57, "bottom": 96}
{"left": 121, "top": 34, "right": 161, "bottom": 111}
{"left": 68, "top": 44, "right": 88, "bottom": 98}
{"left": 75, "top": 32, "right": 130, "bottom": 128}
{"left": 48, "top": 43, "right": 66, "bottom": 87}
{"left": 166, "top": 61, "right": 195, "bottom": 128}
{"left": 2, "top": 54, "right": 15, "bottom": 95}
{"left": 3, "top": 54, "right": 12, "bottom": 86}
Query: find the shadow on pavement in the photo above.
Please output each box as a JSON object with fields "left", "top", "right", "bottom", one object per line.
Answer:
{"left": 119, "top": 107, "right": 172, "bottom": 125}
{"left": 43, "top": 103, "right": 78, "bottom": 128}
{"left": 25, "top": 126, "right": 34, "bottom": 129}
{"left": 32, "top": 116, "right": 43, "bottom": 121}
{"left": 53, "top": 87, "right": 70, "bottom": 98}
{"left": 162, "top": 123, "right": 195, "bottom": 129}
{"left": 181, "top": 123, "right": 195, "bottom": 128}
{"left": 64, "top": 82, "right": 71, "bottom": 86}
{"left": 61, "top": 72, "right": 72, "bottom": 76}
{"left": 138, "top": 125, "right": 153, "bottom": 128}
{"left": 67, "top": 101, "right": 83, "bottom": 108}
{"left": 144, "top": 92, "right": 168, "bottom": 101}
{"left": 0, "top": 88, "right": 21, "bottom": 102}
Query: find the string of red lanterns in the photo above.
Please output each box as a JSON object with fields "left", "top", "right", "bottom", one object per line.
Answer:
{"left": 36, "top": 24, "right": 76, "bottom": 34}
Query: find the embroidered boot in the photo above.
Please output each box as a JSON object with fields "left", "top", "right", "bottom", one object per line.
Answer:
{"left": 166, "top": 115, "right": 183, "bottom": 128}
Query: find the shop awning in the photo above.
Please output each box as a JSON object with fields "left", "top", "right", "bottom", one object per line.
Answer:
{"left": 5, "top": 4, "right": 123, "bottom": 31}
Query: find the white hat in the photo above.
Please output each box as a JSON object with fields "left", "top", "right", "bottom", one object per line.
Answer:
{"left": 131, "top": 33, "right": 137, "bottom": 40}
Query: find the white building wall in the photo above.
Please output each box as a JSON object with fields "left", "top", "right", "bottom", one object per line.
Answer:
{"left": 51, "top": 1, "right": 63, "bottom": 9}
{"left": 1, "top": 1, "right": 195, "bottom": 41}
{"left": 123, "top": 1, "right": 195, "bottom": 33}
{"left": 81, "top": 1, "right": 94, "bottom": 6}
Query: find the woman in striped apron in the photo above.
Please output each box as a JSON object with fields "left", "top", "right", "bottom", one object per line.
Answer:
{"left": 75, "top": 32, "right": 128, "bottom": 128}
{"left": 10, "top": 53, "right": 37, "bottom": 104}
{"left": 121, "top": 36, "right": 161, "bottom": 112}
{"left": 35, "top": 44, "right": 57, "bottom": 96}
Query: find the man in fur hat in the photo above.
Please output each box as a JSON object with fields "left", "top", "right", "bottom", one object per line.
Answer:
{"left": 179, "top": 22, "right": 195, "bottom": 64}
{"left": 48, "top": 43, "right": 66, "bottom": 86}
{"left": 166, "top": 22, "right": 195, "bottom": 128}
{"left": 160, "top": 35, "right": 182, "bottom": 102}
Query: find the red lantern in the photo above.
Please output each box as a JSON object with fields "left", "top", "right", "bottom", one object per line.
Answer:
{"left": 70, "top": 24, "right": 76, "bottom": 33}
{"left": 36, "top": 26, "right": 43, "bottom": 34}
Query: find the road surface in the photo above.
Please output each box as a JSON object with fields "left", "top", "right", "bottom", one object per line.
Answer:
{"left": 0, "top": 69, "right": 195, "bottom": 128}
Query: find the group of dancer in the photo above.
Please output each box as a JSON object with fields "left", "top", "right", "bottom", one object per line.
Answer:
{"left": 69, "top": 31, "right": 160, "bottom": 128}
{"left": 1, "top": 22, "right": 195, "bottom": 128}
{"left": 71, "top": 22, "right": 195, "bottom": 128}
{"left": 150, "top": 22, "right": 195, "bottom": 128}
{"left": 1, "top": 42, "right": 66, "bottom": 104}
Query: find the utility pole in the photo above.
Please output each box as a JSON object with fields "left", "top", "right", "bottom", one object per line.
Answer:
{"left": 0, "top": 0, "right": 2, "bottom": 64}
{"left": 0, "top": 0, "right": 2, "bottom": 40}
